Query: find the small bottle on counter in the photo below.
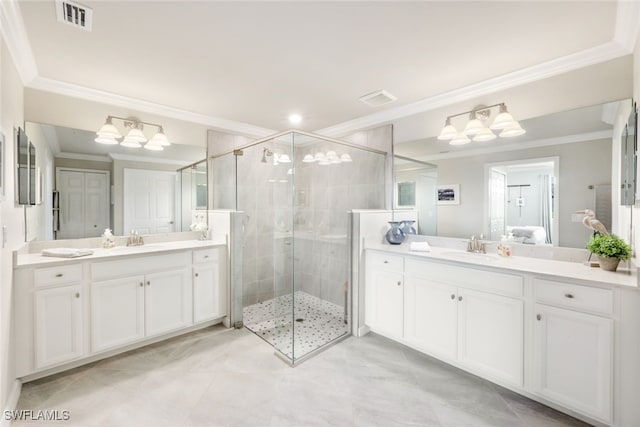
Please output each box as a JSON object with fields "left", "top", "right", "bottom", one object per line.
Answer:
{"left": 102, "top": 228, "right": 115, "bottom": 249}
{"left": 497, "top": 235, "right": 512, "bottom": 257}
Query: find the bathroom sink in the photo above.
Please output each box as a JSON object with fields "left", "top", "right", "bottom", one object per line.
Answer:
{"left": 439, "top": 251, "right": 500, "bottom": 263}
{"left": 110, "top": 244, "right": 165, "bottom": 252}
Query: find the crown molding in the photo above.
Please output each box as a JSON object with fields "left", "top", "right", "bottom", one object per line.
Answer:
{"left": 108, "top": 152, "right": 191, "bottom": 166}
{"left": 56, "top": 152, "right": 112, "bottom": 163}
{"left": 0, "top": 0, "right": 38, "bottom": 84}
{"left": 316, "top": 42, "right": 630, "bottom": 138}
{"left": 28, "top": 77, "right": 276, "bottom": 138}
{"left": 410, "top": 130, "right": 613, "bottom": 162}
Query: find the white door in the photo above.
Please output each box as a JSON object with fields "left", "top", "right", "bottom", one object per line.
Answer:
{"left": 532, "top": 304, "right": 612, "bottom": 422}
{"left": 35, "top": 285, "right": 83, "bottom": 369}
{"left": 369, "top": 270, "right": 404, "bottom": 339}
{"left": 91, "top": 276, "right": 145, "bottom": 352}
{"left": 488, "top": 169, "right": 507, "bottom": 241}
{"left": 404, "top": 276, "right": 457, "bottom": 360}
{"left": 457, "top": 289, "right": 524, "bottom": 386}
{"left": 193, "top": 264, "right": 221, "bottom": 323}
{"left": 123, "top": 169, "right": 176, "bottom": 235}
{"left": 145, "top": 269, "right": 192, "bottom": 336}
{"left": 58, "top": 169, "right": 110, "bottom": 239}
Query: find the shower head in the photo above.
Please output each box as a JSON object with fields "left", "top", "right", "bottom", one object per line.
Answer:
{"left": 261, "top": 147, "right": 273, "bottom": 163}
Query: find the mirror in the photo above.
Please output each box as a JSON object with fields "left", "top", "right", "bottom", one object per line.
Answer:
{"left": 620, "top": 101, "right": 637, "bottom": 205}
{"left": 393, "top": 155, "right": 438, "bottom": 236}
{"left": 395, "top": 99, "right": 627, "bottom": 248}
{"left": 25, "top": 122, "right": 207, "bottom": 240}
{"left": 16, "top": 127, "right": 29, "bottom": 205}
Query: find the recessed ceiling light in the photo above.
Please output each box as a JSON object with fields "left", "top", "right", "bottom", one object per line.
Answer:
{"left": 288, "top": 114, "right": 302, "bottom": 125}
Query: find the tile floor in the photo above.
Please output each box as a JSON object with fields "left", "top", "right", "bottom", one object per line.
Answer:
{"left": 243, "top": 291, "right": 349, "bottom": 360}
{"left": 14, "top": 325, "right": 591, "bottom": 427}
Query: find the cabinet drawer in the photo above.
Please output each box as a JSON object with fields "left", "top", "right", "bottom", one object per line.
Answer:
{"left": 367, "top": 251, "right": 404, "bottom": 273}
{"left": 405, "top": 258, "right": 523, "bottom": 298}
{"left": 34, "top": 264, "right": 83, "bottom": 288}
{"left": 92, "top": 252, "right": 189, "bottom": 281}
{"left": 193, "top": 248, "right": 219, "bottom": 264}
{"left": 534, "top": 279, "right": 613, "bottom": 315}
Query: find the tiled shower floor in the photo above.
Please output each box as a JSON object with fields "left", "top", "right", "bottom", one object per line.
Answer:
{"left": 243, "top": 291, "right": 349, "bottom": 360}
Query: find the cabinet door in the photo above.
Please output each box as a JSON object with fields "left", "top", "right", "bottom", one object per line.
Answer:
{"left": 457, "top": 289, "right": 524, "bottom": 386}
{"left": 533, "top": 304, "right": 612, "bottom": 422}
{"left": 35, "top": 285, "right": 83, "bottom": 369}
{"left": 91, "top": 276, "right": 145, "bottom": 352}
{"left": 404, "top": 276, "right": 457, "bottom": 360}
{"left": 367, "top": 270, "right": 404, "bottom": 338}
{"left": 193, "top": 264, "right": 222, "bottom": 323}
{"left": 145, "top": 269, "right": 192, "bottom": 336}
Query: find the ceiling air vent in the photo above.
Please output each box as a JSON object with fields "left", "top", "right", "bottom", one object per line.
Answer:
{"left": 359, "top": 90, "right": 397, "bottom": 107}
{"left": 55, "top": 0, "right": 92, "bottom": 32}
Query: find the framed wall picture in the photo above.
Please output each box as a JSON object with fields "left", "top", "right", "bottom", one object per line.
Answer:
{"left": 437, "top": 184, "right": 460, "bottom": 205}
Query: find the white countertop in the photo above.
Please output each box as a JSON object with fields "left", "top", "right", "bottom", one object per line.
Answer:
{"left": 15, "top": 239, "right": 226, "bottom": 269}
{"left": 367, "top": 243, "right": 639, "bottom": 289}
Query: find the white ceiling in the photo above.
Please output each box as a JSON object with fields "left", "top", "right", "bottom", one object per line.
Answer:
{"left": 16, "top": 0, "right": 621, "bottom": 134}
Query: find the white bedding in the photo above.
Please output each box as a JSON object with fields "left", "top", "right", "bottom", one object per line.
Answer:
{"left": 507, "top": 226, "right": 547, "bottom": 245}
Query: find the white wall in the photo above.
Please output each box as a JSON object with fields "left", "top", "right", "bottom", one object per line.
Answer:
{"left": 434, "top": 139, "right": 612, "bottom": 248}
{"left": 0, "top": 35, "right": 25, "bottom": 416}
{"left": 24, "top": 122, "right": 54, "bottom": 241}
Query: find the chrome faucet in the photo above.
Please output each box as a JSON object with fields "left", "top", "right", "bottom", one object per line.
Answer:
{"left": 467, "top": 234, "right": 486, "bottom": 254}
{"left": 126, "top": 229, "right": 144, "bottom": 246}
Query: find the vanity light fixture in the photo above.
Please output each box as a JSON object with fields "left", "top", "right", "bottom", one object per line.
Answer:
{"left": 437, "top": 103, "right": 525, "bottom": 145}
{"left": 303, "top": 151, "right": 353, "bottom": 165}
{"left": 95, "top": 116, "right": 171, "bottom": 150}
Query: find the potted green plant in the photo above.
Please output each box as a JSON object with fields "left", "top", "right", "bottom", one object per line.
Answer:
{"left": 586, "top": 233, "right": 631, "bottom": 272}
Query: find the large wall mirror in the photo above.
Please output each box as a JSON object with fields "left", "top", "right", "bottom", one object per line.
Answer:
{"left": 395, "top": 99, "right": 631, "bottom": 249}
{"left": 25, "top": 121, "right": 207, "bottom": 241}
{"left": 620, "top": 101, "right": 637, "bottom": 206}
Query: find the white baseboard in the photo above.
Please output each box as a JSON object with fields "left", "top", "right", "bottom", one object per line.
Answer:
{"left": 357, "top": 325, "right": 371, "bottom": 337}
{"left": 1, "top": 379, "right": 22, "bottom": 427}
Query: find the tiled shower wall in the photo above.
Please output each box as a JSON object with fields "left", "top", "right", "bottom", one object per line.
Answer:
{"left": 208, "top": 128, "right": 390, "bottom": 308}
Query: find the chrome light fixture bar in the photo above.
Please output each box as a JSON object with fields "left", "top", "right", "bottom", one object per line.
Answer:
{"left": 95, "top": 116, "right": 171, "bottom": 150}
{"left": 437, "top": 103, "right": 525, "bottom": 146}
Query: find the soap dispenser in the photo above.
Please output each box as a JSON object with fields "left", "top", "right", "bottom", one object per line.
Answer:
{"left": 497, "top": 235, "right": 512, "bottom": 257}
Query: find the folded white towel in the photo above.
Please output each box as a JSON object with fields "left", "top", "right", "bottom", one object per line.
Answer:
{"left": 410, "top": 241, "right": 431, "bottom": 252}
{"left": 41, "top": 248, "right": 94, "bottom": 258}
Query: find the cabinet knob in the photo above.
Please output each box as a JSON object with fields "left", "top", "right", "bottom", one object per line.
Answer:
{"left": 458, "top": 296, "right": 463, "bottom": 301}
{"left": 564, "top": 293, "right": 574, "bottom": 299}
{"left": 75, "top": 293, "right": 80, "bottom": 298}
{"left": 536, "top": 314, "right": 542, "bottom": 321}
{"left": 450, "top": 294, "right": 455, "bottom": 300}
{"left": 383, "top": 260, "right": 388, "bottom": 264}
{"left": 55, "top": 273, "right": 63, "bottom": 278}
{"left": 195, "top": 273, "right": 199, "bottom": 278}
{"left": 94, "top": 225, "right": 97, "bottom": 228}
{"left": 397, "top": 281, "right": 401, "bottom": 286}
{"left": 146, "top": 281, "right": 150, "bottom": 286}
{"left": 204, "top": 255, "right": 209, "bottom": 258}
{"left": 139, "top": 282, "right": 143, "bottom": 287}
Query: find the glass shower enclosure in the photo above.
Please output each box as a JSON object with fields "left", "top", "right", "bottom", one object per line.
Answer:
{"left": 210, "top": 130, "right": 387, "bottom": 364}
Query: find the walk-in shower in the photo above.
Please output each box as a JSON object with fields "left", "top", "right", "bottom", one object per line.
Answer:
{"left": 210, "top": 130, "right": 387, "bottom": 364}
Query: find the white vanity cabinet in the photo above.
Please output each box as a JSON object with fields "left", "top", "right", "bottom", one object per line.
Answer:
{"left": 14, "top": 242, "right": 228, "bottom": 379}
{"left": 532, "top": 279, "right": 613, "bottom": 423}
{"left": 402, "top": 258, "right": 524, "bottom": 387}
{"left": 365, "top": 252, "right": 404, "bottom": 339}
{"left": 34, "top": 284, "right": 84, "bottom": 369}
{"left": 91, "top": 253, "right": 192, "bottom": 352}
{"left": 193, "top": 247, "right": 227, "bottom": 323}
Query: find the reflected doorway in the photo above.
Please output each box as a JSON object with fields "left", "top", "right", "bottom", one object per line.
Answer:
{"left": 486, "top": 158, "right": 558, "bottom": 245}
